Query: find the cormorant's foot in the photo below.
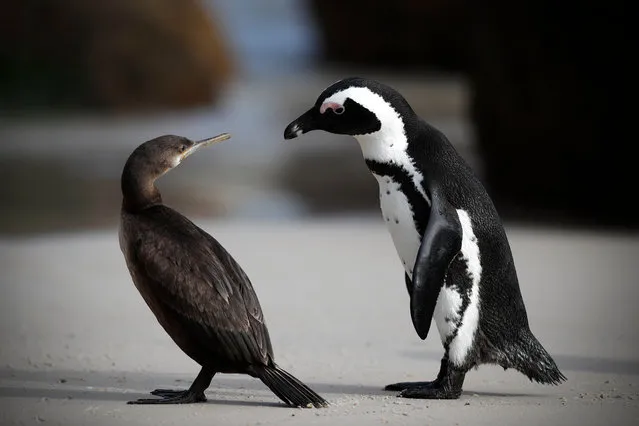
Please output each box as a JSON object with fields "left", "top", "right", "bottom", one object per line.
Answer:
{"left": 384, "top": 381, "right": 439, "bottom": 392}
{"left": 128, "top": 390, "right": 206, "bottom": 404}
{"left": 397, "top": 385, "right": 462, "bottom": 400}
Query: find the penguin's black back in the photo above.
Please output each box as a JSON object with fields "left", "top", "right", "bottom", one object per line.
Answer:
{"left": 409, "top": 120, "right": 529, "bottom": 325}
{"left": 404, "top": 120, "right": 564, "bottom": 384}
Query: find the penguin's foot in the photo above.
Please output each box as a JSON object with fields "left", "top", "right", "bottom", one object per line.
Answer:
{"left": 398, "top": 384, "right": 462, "bottom": 400}
{"left": 396, "top": 363, "right": 466, "bottom": 400}
{"left": 386, "top": 356, "right": 449, "bottom": 392}
{"left": 128, "top": 389, "right": 206, "bottom": 404}
{"left": 384, "top": 380, "right": 439, "bottom": 391}
{"left": 149, "top": 388, "right": 188, "bottom": 398}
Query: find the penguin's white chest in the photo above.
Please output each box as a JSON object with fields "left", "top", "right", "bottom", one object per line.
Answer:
{"left": 373, "top": 174, "right": 421, "bottom": 276}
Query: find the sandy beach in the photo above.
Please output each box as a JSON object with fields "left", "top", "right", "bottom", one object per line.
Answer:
{"left": 1, "top": 218, "right": 638, "bottom": 425}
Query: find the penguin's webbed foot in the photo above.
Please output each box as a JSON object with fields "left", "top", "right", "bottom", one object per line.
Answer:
{"left": 128, "top": 389, "right": 206, "bottom": 404}
{"left": 394, "top": 364, "right": 466, "bottom": 400}
{"left": 397, "top": 385, "right": 462, "bottom": 400}
{"left": 150, "top": 388, "right": 187, "bottom": 398}
{"left": 384, "top": 380, "right": 439, "bottom": 391}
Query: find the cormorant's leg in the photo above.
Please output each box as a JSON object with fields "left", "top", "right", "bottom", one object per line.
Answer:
{"left": 128, "top": 367, "right": 215, "bottom": 405}
{"left": 385, "top": 356, "right": 448, "bottom": 391}
{"left": 397, "top": 360, "right": 465, "bottom": 400}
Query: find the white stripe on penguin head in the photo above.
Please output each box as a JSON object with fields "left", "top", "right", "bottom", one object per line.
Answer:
{"left": 322, "top": 86, "right": 430, "bottom": 205}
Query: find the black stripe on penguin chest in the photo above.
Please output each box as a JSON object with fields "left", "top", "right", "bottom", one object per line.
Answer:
{"left": 365, "top": 159, "right": 430, "bottom": 235}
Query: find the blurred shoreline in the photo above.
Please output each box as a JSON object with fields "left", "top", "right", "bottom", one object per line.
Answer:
{"left": 0, "top": 71, "right": 475, "bottom": 237}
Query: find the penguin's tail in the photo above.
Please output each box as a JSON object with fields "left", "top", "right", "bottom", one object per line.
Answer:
{"left": 252, "top": 364, "right": 328, "bottom": 408}
{"left": 507, "top": 330, "right": 567, "bottom": 386}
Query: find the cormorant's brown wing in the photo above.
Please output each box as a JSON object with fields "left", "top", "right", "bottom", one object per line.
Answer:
{"left": 129, "top": 206, "right": 273, "bottom": 368}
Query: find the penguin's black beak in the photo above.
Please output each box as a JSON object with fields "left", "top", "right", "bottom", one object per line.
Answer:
{"left": 284, "top": 108, "right": 317, "bottom": 140}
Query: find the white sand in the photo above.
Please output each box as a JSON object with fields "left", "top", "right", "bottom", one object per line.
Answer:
{"left": 1, "top": 219, "right": 638, "bottom": 425}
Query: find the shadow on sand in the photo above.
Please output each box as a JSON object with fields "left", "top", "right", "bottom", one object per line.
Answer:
{"left": 0, "top": 366, "right": 553, "bottom": 406}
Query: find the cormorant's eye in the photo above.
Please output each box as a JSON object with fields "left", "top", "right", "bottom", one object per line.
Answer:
{"left": 179, "top": 145, "right": 186, "bottom": 153}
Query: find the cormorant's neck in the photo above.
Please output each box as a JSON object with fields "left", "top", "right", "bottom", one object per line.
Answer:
{"left": 121, "top": 159, "right": 163, "bottom": 213}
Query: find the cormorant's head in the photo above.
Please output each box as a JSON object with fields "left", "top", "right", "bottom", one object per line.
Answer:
{"left": 121, "top": 133, "right": 231, "bottom": 212}
{"left": 283, "top": 77, "right": 415, "bottom": 141}
{"left": 126, "top": 133, "right": 231, "bottom": 178}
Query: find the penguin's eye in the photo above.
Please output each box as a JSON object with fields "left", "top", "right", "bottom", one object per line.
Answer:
{"left": 179, "top": 145, "right": 186, "bottom": 153}
{"left": 320, "top": 101, "right": 346, "bottom": 115}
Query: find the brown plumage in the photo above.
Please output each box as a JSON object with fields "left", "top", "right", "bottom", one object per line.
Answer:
{"left": 118, "top": 134, "right": 327, "bottom": 407}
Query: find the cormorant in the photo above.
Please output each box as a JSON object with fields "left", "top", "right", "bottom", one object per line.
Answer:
{"left": 118, "top": 133, "right": 327, "bottom": 407}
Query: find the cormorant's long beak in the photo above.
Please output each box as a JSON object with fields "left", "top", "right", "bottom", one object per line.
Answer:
{"left": 284, "top": 108, "right": 317, "bottom": 140}
{"left": 183, "top": 133, "right": 231, "bottom": 159}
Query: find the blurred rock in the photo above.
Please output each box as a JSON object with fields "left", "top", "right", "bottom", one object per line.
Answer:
{"left": 0, "top": 0, "right": 234, "bottom": 112}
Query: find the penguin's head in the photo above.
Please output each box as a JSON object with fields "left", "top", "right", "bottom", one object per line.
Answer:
{"left": 284, "top": 77, "right": 416, "bottom": 141}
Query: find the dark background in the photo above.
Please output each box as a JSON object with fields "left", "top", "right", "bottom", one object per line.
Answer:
{"left": 0, "top": 0, "right": 633, "bottom": 235}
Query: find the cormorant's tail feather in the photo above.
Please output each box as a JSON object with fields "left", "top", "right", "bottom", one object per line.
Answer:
{"left": 254, "top": 364, "right": 328, "bottom": 408}
{"left": 508, "top": 330, "right": 567, "bottom": 386}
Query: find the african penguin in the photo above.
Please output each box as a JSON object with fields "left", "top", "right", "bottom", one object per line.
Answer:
{"left": 283, "top": 77, "right": 566, "bottom": 399}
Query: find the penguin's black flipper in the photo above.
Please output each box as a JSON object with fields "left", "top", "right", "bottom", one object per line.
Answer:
{"left": 410, "top": 191, "right": 462, "bottom": 340}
